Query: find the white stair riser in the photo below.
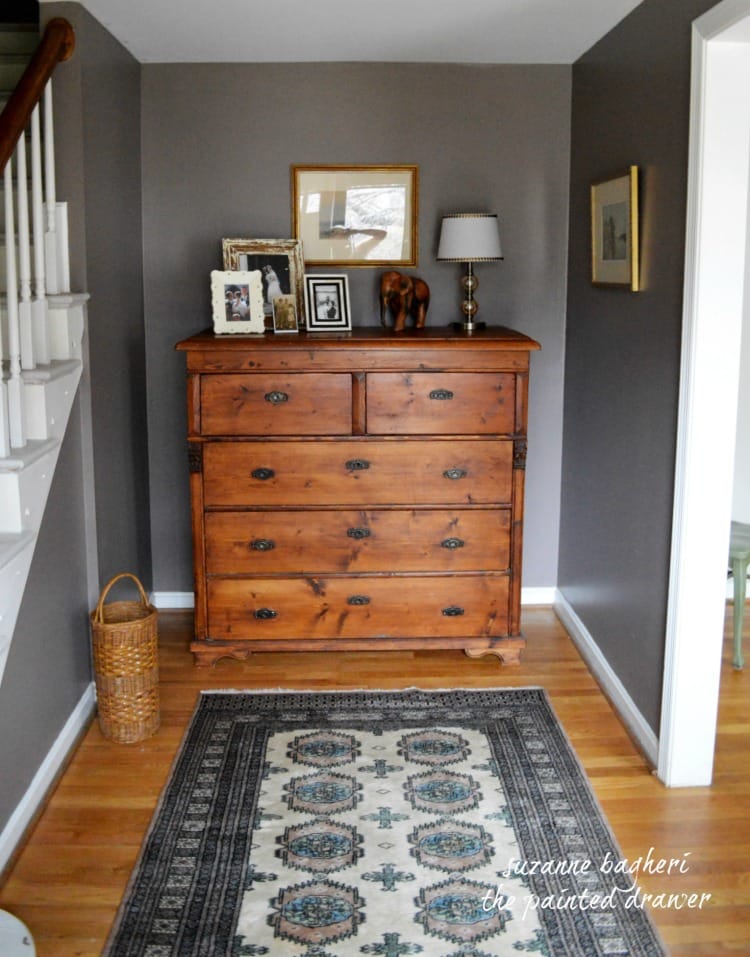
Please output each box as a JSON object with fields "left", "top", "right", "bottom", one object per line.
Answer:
{"left": 0, "top": 541, "right": 35, "bottom": 685}
{"left": 24, "top": 363, "right": 82, "bottom": 441}
{"left": 0, "top": 448, "right": 58, "bottom": 534}
{"left": 48, "top": 299, "right": 85, "bottom": 361}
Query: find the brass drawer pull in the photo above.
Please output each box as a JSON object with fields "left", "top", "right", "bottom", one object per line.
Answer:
{"left": 347, "top": 527, "right": 371, "bottom": 540}
{"left": 429, "top": 389, "right": 454, "bottom": 401}
{"left": 442, "top": 605, "right": 465, "bottom": 617}
{"left": 251, "top": 539, "right": 275, "bottom": 551}
{"left": 441, "top": 537, "right": 465, "bottom": 550}
{"left": 347, "top": 595, "right": 371, "bottom": 606}
{"left": 264, "top": 390, "right": 289, "bottom": 405}
{"left": 254, "top": 607, "right": 278, "bottom": 620}
{"left": 443, "top": 467, "right": 467, "bottom": 481}
{"left": 251, "top": 467, "right": 275, "bottom": 481}
{"left": 346, "top": 458, "right": 370, "bottom": 471}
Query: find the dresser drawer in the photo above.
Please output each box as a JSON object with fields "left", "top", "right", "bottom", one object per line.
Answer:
{"left": 366, "top": 373, "right": 515, "bottom": 435}
{"left": 200, "top": 373, "right": 352, "bottom": 435}
{"left": 202, "top": 439, "right": 513, "bottom": 507}
{"left": 205, "top": 508, "right": 511, "bottom": 574}
{"left": 207, "top": 574, "right": 509, "bottom": 640}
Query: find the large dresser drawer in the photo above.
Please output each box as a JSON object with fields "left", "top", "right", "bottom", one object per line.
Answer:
{"left": 207, "top": 574, "right": 510, "bottom": 640}
{"left": 366, "top": 372, "right": 516, "bottom": 435}
{"left": 202, "top": 440, "right": 513, "bottom": 507}
{"left": 205, "top": 508, "right": 511, "bottom": 574}
{"left": 200, "top": 373, "right": 352, "bottom": 435}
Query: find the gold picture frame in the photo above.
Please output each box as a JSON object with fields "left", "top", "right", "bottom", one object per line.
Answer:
{"left": 222, "top": 238, "right": 306, "bottom": 327}
{"left": 591, "top": 166, "right": 639, "bottom": 290}
{"left": 292, "top": 164, "right": 418, "bottom": 267}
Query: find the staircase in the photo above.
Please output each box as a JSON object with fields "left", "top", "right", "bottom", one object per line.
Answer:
{"left": 0, "top": 18, "right": 85, "bottom": 687}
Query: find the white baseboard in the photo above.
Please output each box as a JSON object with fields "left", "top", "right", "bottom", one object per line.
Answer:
{"left": 152, "top": 589, "right": 558, "bottom": 611}
{"left": 553, "top": 591, "right": 659, "bottom": 768}
{"left": 521, "top": 586, "right": 557, "bottom": 605}
{"left": 0, "top": 681, "right": 96, "bottom": 875}
{"left": 151, "top": 591, "right": 194, "bottom": 609}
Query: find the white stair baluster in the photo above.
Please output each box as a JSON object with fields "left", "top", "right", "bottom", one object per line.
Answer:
{"left": 4, "top": 161, "right": 25, "bottom": 449}
{"left": 43, "top": 82, "right": 59, "bottom": 295}
{"left": 16, "top": 130, "right": 34, "bottom": 371}
{"left": 31, "top": 104, "right": 49, "bottom": 364}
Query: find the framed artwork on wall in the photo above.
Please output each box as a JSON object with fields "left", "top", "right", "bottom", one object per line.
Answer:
{"left": 303, "top": 274, "right": 352, "bottom": 331}
{"left": 591, "top": 166, "right": 640, "bottom": 290}
{"left": 222, "top": 238, "right": 306, "bottom": 327}
{"left": 292, "top": 165, "right": 418, "bottom": 267}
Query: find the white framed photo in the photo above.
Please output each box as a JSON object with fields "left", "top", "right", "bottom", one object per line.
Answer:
{"left": 210, "top": 270, "right": 265, "bottom": 335}
{"left": 272, "top": 294, "right": 299, "bottom": 333}
{"left": 304, "top": 274, "right": 352, "bottom": 331}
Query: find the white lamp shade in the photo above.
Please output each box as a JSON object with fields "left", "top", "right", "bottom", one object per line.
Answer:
{"left": 437, "top": 213, "right": 503, "bottom": 261}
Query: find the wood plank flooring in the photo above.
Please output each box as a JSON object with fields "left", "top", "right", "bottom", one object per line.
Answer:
{"left": 0, "top": 606, "right": 747, "bottom": 955}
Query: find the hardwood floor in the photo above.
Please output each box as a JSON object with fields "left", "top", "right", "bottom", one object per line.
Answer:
{"left": 0, "top": 606, "right": 747, "bottom": 955}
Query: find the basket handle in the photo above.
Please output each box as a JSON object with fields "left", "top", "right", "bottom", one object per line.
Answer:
{"left": 94, "top": 572, "right": 151, "bottom": 624}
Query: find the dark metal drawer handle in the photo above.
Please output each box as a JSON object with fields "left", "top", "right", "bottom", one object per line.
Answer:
{"left": 443, "top": 468, "right": 467, "bottom": 481}
{"left": 347, "top": 595, "right": 371, "bottom": 606}
{"left": 346, "top": 459, "right": 370, "bottom": 471}
{"left": 252, "top": 468, "right": 275, "bottom": 481}
{"left": 429, "top": 389, "right": 454, "bottom": 401}
{"left": 347, "top": 527, "right": 371, "bottom": 540}
{"left": 441, "top": 538, "right": 465, "bottom": 550}
{"left": 442, "top": 605, "right": 465, "bottom": 617}
{"left": 264, "top": 390, "right": 289, "bottom": 405}
{"left": 254, "top": 607, "right": 278, "bottom": 620}
{"left": 251, "top": 539, "right": 275, "bottom": 552}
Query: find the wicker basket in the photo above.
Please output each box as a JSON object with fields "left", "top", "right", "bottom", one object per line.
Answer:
{"left": 91, "top": 573, "right": 160, "bottom": 744}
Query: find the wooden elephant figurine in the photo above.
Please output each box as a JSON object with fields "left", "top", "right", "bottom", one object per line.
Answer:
{"left": 380, "top": 270, "right": 430, "bottom": 332}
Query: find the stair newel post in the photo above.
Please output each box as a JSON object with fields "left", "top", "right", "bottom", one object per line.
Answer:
{"left": 4, "top": 160, "right": 26, "bottom": 449}
{"left": 16, "top": 130, "right": 35, "bottom": 371}
{"left": 31, "top": 104, "right": 49, "bottom": 365}
{"left": 43, "top": 82, "right": 59, "bottom": 295}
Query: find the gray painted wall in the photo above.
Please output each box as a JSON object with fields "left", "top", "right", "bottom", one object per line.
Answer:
{"left": 0, "top": 6, "right": 146, "bottom": 838}
{"left": 50, "top": 3, "right": 151, "bottom": 589}
{"left": 141, "top": 62, "right": 571, "bottom": 593}
{"left": 560, "top": 0, "right": 719, "bottom": 734}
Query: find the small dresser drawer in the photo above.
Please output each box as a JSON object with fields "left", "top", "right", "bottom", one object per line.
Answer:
{"left": 200, "top": 373, "right": 352, "bottom": 435}
{"left": 202, "top": 439, "right": 513, "bottom": 507}
{"left": 205, "top": 508, "right": 511, "bottom": 575}
{"left": 207, "top": 574, "right": 510, "bottom": 640}
{"left": 366, "top": 373, "right": 516, "bottom": 435}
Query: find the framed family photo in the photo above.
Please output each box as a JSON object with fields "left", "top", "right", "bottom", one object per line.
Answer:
{"left": 304, "top": 275, "right": 352, "bottom": 331}
{"left": 210, "top": 270, "right": 265, "bottom": 335}
{"left": 591, "top": 166, "right": 640, "bottom": 290}
{"left": 272, "top": 295, "right": 299, "bottom": 333}
{"left": 292, "top": 164, "right": 418, "bottom": 267}
{"left": 222, "top": 238, "right": 306, "bottom": 327}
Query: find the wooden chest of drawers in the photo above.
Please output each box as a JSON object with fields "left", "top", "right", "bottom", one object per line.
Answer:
{"left": 176, "top": 327, "right": 539, "bottom": 667}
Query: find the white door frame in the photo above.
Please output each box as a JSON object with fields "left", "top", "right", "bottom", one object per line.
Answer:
{"left": 659, "top": 0, "right": 750, "bottom": 786}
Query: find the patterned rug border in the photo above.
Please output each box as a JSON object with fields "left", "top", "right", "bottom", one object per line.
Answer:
{"left": 104, "top": 686, "right": 669, "bottom": 957}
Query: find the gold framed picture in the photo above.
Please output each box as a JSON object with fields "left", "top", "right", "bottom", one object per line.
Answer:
{"left": 591, "top": 166, "right": 639, "bottom": 290}
{"left": 222, "top": 238, "right": 306, "bottom": 327}
{"left": 292, "top": 164, "right": 418, "bottom": 267}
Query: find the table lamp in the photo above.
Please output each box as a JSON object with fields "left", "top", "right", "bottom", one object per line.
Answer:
{"left": 436, "top": 213, "right": 503, "bottom": 332}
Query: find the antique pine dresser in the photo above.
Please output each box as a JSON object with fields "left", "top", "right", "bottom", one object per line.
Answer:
{"left": 176, "top": 327, "right": 540, "bottom": 667}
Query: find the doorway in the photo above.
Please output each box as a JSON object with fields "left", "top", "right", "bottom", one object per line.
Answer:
{"left": 659, "top": 0, "right": 750, "bottom": 786}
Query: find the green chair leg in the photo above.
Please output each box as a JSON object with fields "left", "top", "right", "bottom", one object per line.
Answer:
{"left": 732, "top": 555, "right": 747, "bottom": 670}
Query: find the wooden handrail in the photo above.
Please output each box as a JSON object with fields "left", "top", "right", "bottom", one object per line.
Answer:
{"left": 0, "top": 18, "right": 75, "bottom": 172}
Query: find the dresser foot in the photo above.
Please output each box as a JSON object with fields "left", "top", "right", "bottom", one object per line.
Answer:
{"left": 191, "top": 643, "right": 252, "bottom": 667}
{"left": 464, "top": 639, "right": 525, "bottom": 665}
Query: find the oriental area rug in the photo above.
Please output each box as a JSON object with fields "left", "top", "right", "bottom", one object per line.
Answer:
{"left": 104, "top": 688, "right": 667, "bottom": 957}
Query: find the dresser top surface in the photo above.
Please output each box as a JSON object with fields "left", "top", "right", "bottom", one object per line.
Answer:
{"left": 176, "top": 325, "right": 541, "bottom": 353}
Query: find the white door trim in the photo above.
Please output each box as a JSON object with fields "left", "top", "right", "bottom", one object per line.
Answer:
{"left": 659, "top": 0, "right": 750, "bottom": 786}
